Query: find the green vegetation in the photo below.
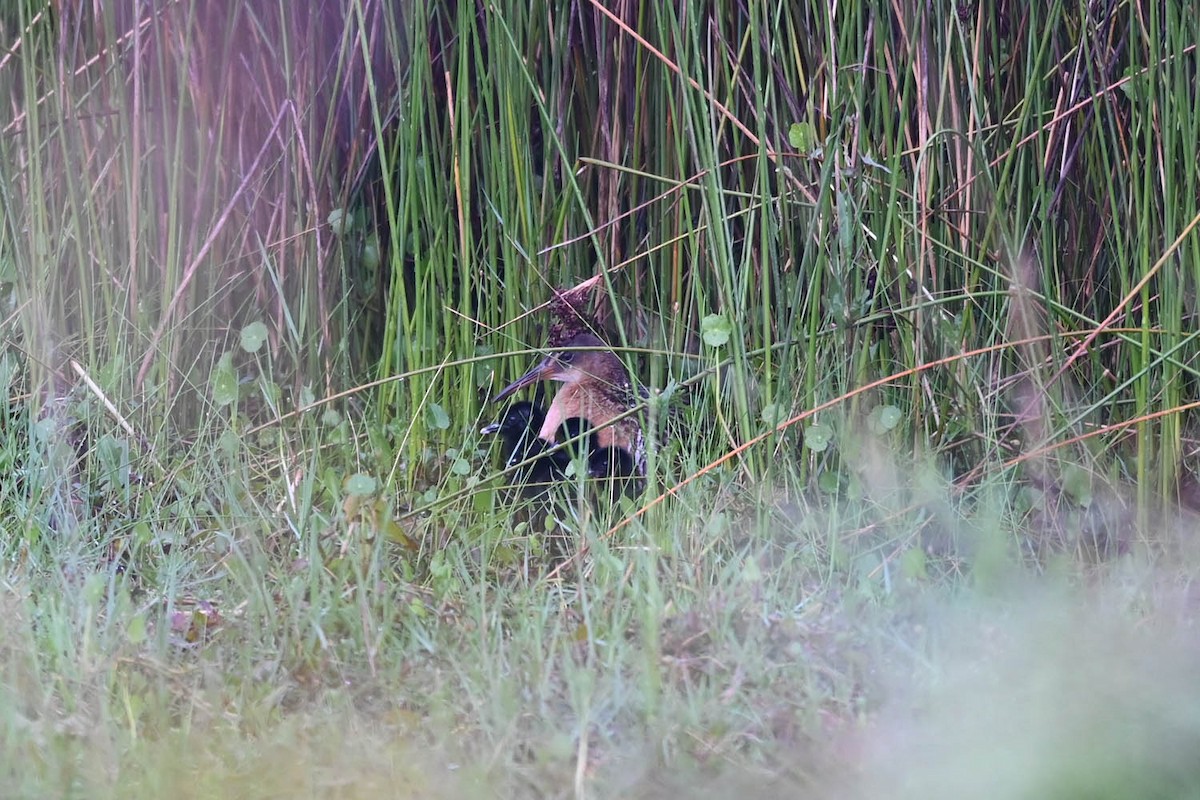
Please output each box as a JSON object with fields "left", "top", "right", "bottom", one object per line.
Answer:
{"left": 2, "top": 1, "right": 1200, "bottom": 797}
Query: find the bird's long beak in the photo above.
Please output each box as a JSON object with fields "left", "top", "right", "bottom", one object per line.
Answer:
{"left": 490, "top": 356, "right": 558, "bottom": 404}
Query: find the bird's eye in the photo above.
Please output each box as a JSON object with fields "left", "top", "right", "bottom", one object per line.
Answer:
{"left": 557, "top": 351, "right": 575, "bottom": 364}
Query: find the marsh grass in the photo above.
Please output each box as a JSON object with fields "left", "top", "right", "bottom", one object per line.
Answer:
{"left": 2, "top": 1, "right": 1200, "bottom": 797}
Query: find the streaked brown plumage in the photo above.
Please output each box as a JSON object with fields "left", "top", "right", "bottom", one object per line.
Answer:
{"left": 491, "top": 333, "right": 645, "bottom": 477}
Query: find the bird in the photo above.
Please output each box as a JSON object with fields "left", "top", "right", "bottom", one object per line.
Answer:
{"left": 481, "top": 400, "right": 642, "bottom": 500}
{"left": 490, "top": 333, "right": 646, "bottom": 480}
{"left": 556, "top": 415, "right": 643, "bottom": 500}
{"left": 479, "top": 400, "right": 564, "bottom": 494}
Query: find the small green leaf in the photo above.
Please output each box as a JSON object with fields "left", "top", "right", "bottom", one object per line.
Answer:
{"left": 96, "top": 434, "right": 130, "bottom": 490}
{"left": 362, "top": 234, "right": 381, "bottom": 269}
{"left": 133, "top": 521, "right": 153, "bottom": 545}
{"left": 217, "top": 428, "right": 240, "bottom": 458}
{"left": 127, "top": 614, "right": 147, "bottom": 645}
{"left": 1061, "top": 464, "right": 1093, "bottom": 507}
{"left": 701, "top": 314, "right": 732, "bottom": 348}
{"left": 299, "top": 385, "right": 316, "bottom": 408}
{"left": 345, "top": 473, "right": 377, "bottom": 496}
{"left": 83, "top": 573, "right": 106, "bottom": 605}
{"left": 740, "top": 556, "right": 762, "bottom": 583}
{"left": 1017, "top": 485, "right": 1046, "bottom": 512}
{"left": 240, "top": 321, "right": 268, "bottom": 353}
{"left": 817, "top": 471, "right": 839, "bottom": 493}
{"left": 760, "top": 402, "right": 784, "bottom": 426}
{"left": 846, "top": 474, "right": 864, "bottom": 502}
{"left": 211, "top": 352, "right": 238, "bottom": 407}
{"left": 869, "top": 404, "right": 903, "bottom": 434}
{"left": 900, "top": 547, "right": 928, "bottom": 581}
{"left": 327, "top": 207, "right": 351, "bottom": 237}
{"left": 451, "top": 458, "right": 471, "bottom": 476}
{"left": 878, "top": 405, "right": 902, "bottom": 431}
{"left": 427, "top": 403, "right": 450, "bottom": 430}
{"left": 32, "top": 418, "right": 56, "bottom": 442}
{"left": 1119, "top": 65, "right": 1146, "bottom": 102}
{"left": 788, "top": 121, "right": 815, "bottom": 151}
{"left": 804, "top": 422, "right": 833, "bottom": 452}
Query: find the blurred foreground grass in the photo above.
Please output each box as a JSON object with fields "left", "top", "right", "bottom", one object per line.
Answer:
{"left": 5, "top": 561, "right": 1200, "bottom": 798}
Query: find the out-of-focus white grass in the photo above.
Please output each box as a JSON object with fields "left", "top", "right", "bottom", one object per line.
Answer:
{"left": 843, "top": 580, "right": 1200, "bottom": 800}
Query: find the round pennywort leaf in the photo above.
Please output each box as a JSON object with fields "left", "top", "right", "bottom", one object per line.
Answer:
{"left": 701, "top": 314, "right": 732, "bottom": 348}
{"left": 345, "top": 473, "right": 377, "bottom": 496}
{"left": 803, "top": 422, "right": 833, "bottom": 452}
{"left": 240, "top": 321, "right": 268, "bottom": 353}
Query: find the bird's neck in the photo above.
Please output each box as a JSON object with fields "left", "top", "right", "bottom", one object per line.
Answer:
{"left": 538, "top": 384, "right": 580, "bottom": 442}
{"left": 540, "top": 383, "right": 641, "bottom": 463}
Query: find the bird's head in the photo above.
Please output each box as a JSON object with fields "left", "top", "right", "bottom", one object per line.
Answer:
{"left": 490, "top": 334, "right": 628, "bottom": 403}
